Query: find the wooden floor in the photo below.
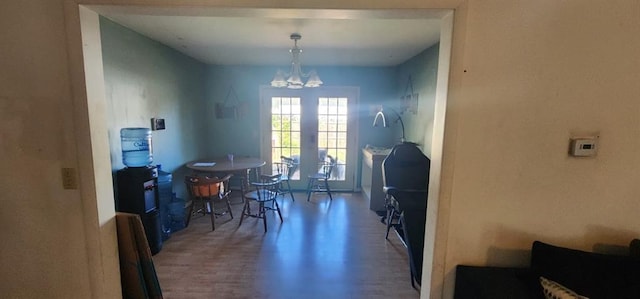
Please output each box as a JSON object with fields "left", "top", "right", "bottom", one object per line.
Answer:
{"left": 153, "top": 192, "right": 420, "bottom": 299}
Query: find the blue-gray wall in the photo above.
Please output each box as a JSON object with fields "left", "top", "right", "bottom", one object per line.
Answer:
{"left": 204, "top": 65, "right": 397, "bottom": 158}
{"left": 100, "top": 17, "right": 208, "bottom": 197}
{"left": 394, "top": 43, "right": 440, "bottom": 157}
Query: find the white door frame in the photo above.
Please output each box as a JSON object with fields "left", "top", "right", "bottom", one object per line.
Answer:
{"left": 259, "top": 85, "right": 360, "bottom": 191}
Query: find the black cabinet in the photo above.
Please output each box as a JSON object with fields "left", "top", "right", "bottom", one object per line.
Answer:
{"left": 116, "top": 166, "right": 162, "bottom": 255}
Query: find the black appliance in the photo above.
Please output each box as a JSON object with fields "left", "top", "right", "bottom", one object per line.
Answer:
{"left": 116, "top": 166, "right": 163, "bottom": 255}
{"left": 382, "top": 142, "right": 430, "bottom": 288}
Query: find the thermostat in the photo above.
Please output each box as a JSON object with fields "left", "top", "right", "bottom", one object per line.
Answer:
{"left": 569, "top": 137, "right": 598, "bottom": 157}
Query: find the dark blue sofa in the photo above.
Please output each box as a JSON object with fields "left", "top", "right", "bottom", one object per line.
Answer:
{"left": 454, "top": 239, "right": 640, "bottom": 299}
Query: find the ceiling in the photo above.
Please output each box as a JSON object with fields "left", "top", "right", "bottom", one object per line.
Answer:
{"left": 94, "top": 7, "right": 444, "bottom": 67}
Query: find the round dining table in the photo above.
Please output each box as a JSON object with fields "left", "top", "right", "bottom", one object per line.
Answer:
{"left": 186, "top": 157, "right": 266, "bottom": 193}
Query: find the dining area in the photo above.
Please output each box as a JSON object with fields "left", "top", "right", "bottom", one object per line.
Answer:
{"left": 110, "top": 113, "right": 420, "bottom": 299}
{"left": 105, "top": 64, "right": 416, "bottom": 297}
{"left": 108, "top": 85, "right": 421, "bottom": 297}
{"left": 182, "top": 153, "right": 335, "bottom": 233}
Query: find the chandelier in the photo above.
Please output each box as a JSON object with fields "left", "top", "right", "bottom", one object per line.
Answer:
{"left": 270, "top": 33, "right": 323, "bottom": 89}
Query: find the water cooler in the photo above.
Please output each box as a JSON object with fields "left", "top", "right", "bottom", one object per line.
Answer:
{"left": 115, "top": 128, "right": 163, "bottom": 255}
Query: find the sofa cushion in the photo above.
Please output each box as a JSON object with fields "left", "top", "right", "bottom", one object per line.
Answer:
{"left": 540, "top": 276, "right": 588, "bottom": 299}
{"left": 531, "top": 241, "right": 640, "bottom": 299}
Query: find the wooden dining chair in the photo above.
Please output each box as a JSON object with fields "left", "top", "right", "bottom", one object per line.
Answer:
{"left": 239, "top": 174, "right": 283, "bottom": 232}
{"left": 274, "top": 155, "right": 298, "bottom": 202}
{"left": 306, "top": 155, "right": 336, "bottom": 201}
{"left": 184, "top": 174, "right": 233, "bottom": 231}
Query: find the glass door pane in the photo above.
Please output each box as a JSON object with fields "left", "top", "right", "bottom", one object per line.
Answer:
{"left": 317, "top": 97, "right": 348, "bottom": 181}
{"left": 270, "top": 96, "right": 301, "bottom": 180}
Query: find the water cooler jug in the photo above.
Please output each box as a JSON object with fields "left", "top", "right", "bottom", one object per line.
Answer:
{"left": 120, "top": 128, "right": 153, "bottom": 167}
{"left": 115, "top": 127, "right": 162, "bottom": 255}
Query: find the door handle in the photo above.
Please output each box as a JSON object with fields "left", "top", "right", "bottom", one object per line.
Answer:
{"left": 310, "top": 134, "right": 316, "bottom": 144}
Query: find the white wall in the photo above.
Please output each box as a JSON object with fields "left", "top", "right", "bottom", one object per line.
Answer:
{"left": 2, "top": 0, "right": 639, "bottom": 298}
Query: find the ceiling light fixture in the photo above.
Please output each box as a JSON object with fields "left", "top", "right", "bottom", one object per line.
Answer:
{"left": 271, "top": 33, "right": 323, "bottom": 89}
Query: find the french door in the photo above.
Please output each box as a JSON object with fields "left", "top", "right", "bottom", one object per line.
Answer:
{"left": 260, "top": 86, "right": 359, "bottom": 191}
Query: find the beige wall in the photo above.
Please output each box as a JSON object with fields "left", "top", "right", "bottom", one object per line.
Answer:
{"left": 441, "top": 0, "right": 640, "bottom": 297}
{"left": 2, "top": 0, "right": 639, "bottom": 298}
{"left": 0, "top": 1, "right": 94, "bottom": 298}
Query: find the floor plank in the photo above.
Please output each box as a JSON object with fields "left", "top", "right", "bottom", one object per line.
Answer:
{"left": 153, "top": 192, "right": 420, "bottom": 299}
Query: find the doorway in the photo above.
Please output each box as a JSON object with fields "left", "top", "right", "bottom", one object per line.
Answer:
{"left": 260, "top": 86, "right": 359, "bottom": 191}
{"left": 74, "top": 5, "right": 454, "bottom": 298}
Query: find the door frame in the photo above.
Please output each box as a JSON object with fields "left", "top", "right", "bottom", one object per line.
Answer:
{"left": 259, "top": 85, "right": 360, "bottom": 191}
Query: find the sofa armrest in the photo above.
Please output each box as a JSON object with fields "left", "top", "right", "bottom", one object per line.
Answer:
{"left": 454, "top": 265, "right": 541, "bottom": 299}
